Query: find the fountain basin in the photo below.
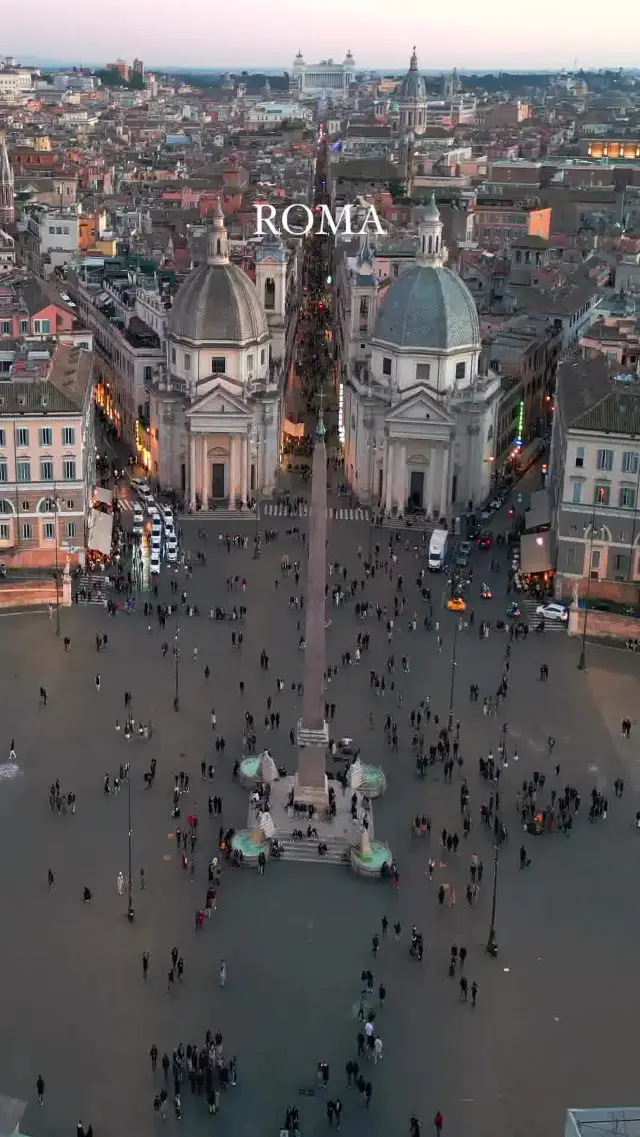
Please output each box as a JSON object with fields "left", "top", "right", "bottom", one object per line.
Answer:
{"left": 350, "top": 840, "right": 393, "bottom": 878}
{"left": 359, "top": 764, "right": 387, "bottom": 799}
{"left": 239, "top": 756, "right": 262, "bottom": 787}
{"left": 230, "top": 829, "right": 265, "bottom": 864}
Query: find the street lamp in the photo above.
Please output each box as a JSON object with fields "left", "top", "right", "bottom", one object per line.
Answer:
{"left": 447, "top": 616, "right": 459, "bottom": 732}
{"left": 127, "top": 773, "right": 134, "bottom": 922}
{"left": 173, "top": 623, "right": 180, "bottom": 711}
{"left": 577, "top": 486, "right": 606, "bottom": 671}
{"left": 46, "top": 491, "right": 61, "bottom": 637}
{"left": 485, "top": 840, "right": 499, "bottom": 957}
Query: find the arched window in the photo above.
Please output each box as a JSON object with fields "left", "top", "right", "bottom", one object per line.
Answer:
{"left": 428, "top": 235, "right": 433, "bottom": 253}
{"left": 216, "top": 239, "right": 221, "bottom": 255}
{"left": 264, "top": 278, "right": 275, "bottom": 311}
{"left": 0, "top": 499, "right": 14, "bottom": 513}
{"left": 435, "top": 236, "right": 439, "bottom": 253}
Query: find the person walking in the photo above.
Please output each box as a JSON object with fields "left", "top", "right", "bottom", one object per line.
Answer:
{"left": 434, "top": 1111, "right": 444, "bottom": 1136}
{"left": 471, "top": 981, "right": 478, "bottom": 1008}
{"left": 142, "top": 952, "right": 150, "bottom": 981}
{"left": 149, "top": 1044, "right": 158, "bottom": 1072}
{"left": 47, "top": 868, "right": 55, "bottom": 890}
{"left": 36, "top": 1075, "right": 45, "bottom": 1106}
{"left": 95, "top": 674, "right": 101, "bottom": 692}
{"left": 219, "top": 960, "right": 227, "bottom": 988}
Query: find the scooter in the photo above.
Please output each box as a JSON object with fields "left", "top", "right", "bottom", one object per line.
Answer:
{"left": 481, "top": 582, "right": 492, "bottom": 599}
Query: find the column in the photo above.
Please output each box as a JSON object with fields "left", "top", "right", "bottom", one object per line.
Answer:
{"left": 425, "top": 448, "right": 435, "bottom": 517}
{"left": 201, "top": 436, "right": 208, "bottom": 508}
{"left": 384, "top": 442, "right": 394, "bottom": 514}
{"left": 396, "top": 444, "right": 407, "bottom": 513}
{"left": 228, "top": 435, "right": 236, "bottom": 510}
{"left": 189, "top": 433, "right": 197, "bottom": 510}
{"left": 440, "top": 445, "right": 450, "bottom": 518}
{"left": 241, "top": 435, "right": 248, "bottom": 507}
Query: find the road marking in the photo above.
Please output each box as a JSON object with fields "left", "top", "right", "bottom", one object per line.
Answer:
{"left": 0, "top": 609, "right": 48, "bottom": 618}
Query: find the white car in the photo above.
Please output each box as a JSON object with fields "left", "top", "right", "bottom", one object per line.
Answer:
{"left": 536, "top": 602, "right": 568, "bottom": 622}
{"left": 166, "top": 541, "right": 179, "bottom": 563}
{"left": 161, "top": 504, "right": 173, "bottom": 522}
{"left": 133, "top": 515, "right": 144, "bottom": 535}
{"left": 150, "top": 552, "right": 161, "bottom": 575}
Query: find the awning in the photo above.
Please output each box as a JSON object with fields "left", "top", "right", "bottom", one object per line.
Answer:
{"left": 88, "top": 509, "right": 113, "bottom": 557}
{"left": 283, "top": 418, "right": 305, "bottom": 439}
{"left": 93, "top": 486, "right": 113, "bottom": 508}
{"left": 520, "top": 530, "right": 554, "bottom": 574}
{"left": 524, "top": 488, "right": 551, "bottom": 533}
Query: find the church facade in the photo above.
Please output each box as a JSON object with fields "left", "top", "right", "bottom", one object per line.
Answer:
{"left": 335, "top": 199, "right": 501, "bottom": 518}
{"left": 149, "top": 206, "right": 295, "bottom": 508}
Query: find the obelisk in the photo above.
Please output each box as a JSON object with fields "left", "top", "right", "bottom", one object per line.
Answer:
{"left": 293, "top": 405, "right": 330, "bottom": 810}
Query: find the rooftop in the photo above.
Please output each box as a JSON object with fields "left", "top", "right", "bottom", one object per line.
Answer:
{"left": 0, "top": 343, "right": 93, "bottom": 415}
{"left": 557, "top": 354, "right": 640, "bottom": 435}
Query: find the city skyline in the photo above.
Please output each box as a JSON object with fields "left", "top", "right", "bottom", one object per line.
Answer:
{"left": 5, "top": 0, "right": 640, "bottom": 71}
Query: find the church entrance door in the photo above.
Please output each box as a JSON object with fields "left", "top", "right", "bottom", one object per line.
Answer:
{"left": 212, "top": 463, "right": 225, "bottom": 500}
{"left": 409, "top": 470, "right": 424, "bottom": 512}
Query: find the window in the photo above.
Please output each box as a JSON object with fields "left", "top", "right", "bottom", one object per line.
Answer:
{"left": 416, "top": 363, "right": 431, "bottom": 382}
{"left": 575, "top": 446, "right": 585, "bottom": 469}
{"left": 65, "top": 498, "right": 75, "bottom": 510}
{"left": 261, "top": 349, "right": 265, "bottom": 365}
{"left": 66, "top": 521, "right": 76, "bottom": 539}
{"left": 56, "top": 227, "right": 62, "bottom": 235}
{"left": 16, "top": 427, "right": 29, "bottom": 447}
{"left": 49, "top": 226, "right": 55, "bottom": 234}
{"left": 566, "top": 548, "right": 576, "bottom": 567}
{"left": 571, "top": 482, "right": 583, "bottom": 504}
{"left": 0, "top": 461, "right": 6, "bottom": 483}
{"left": 63, "top": 227, "right": 69, "bottom": 236}
{"left": 41, "top": 497, "right": 54, "bottom": 512}
{"left": 594, "top": 483, "right": 610, "bottom": 505}
{"left": 619, "top": 485, "right": 636, "bottom": 509}
{"left": 0, "top": 499, "right": 11, "bottom": 512}
{"left": 382, "top": 357, "right": 392, "bottom": 376}
{"left": 39, "top": 427, "right": 52, "bottom": 447}
{"left": 62, "top": 427, "right": 75, "bottom": 446}
{"left": 19, "top": 523, "right": 33, "bottom": 540}
{"left": 0, "top": 320, "right": 11, "bottom": 334}
{"left": 591, "top": 549, "right": 600, "bottom": 569}
{"left": 0, "top": 523, "right": 9, "bottom": 541}
{"left": 62, "top": 458, "right": 76, "bottom": 480}
{"left": 247, "top": 354, "right": 254, "bottom": 373}
{"left": 0, "top": 428, "right": 5, "bottom": 446}
{"left": 171, "top": 347, "right": 176, "bottom": 365}
{"left": 622, "top": 450, "right": 639, "bottom": 475}
{"left": 43, "top": 520, "right": 55, "bottom": 540}
{"left": 596, "top": 448, "right": 613, "bottom": 471}
{"left": 211, "top": 357, "right": 226, "bottom": 374}
{"left": 455, "top": 361, "right": 466, "bottom": 381}
{"left": 17, "top": 460, "right": 31, "bottom": 482}
{"left": 613, "top": 553, "right": 630, "bottom": 575}
{"left": 40, "top": 459, "right": 54, "bottom": 481}
{"left": 21, "top": 500, "right": 30, "bottom": 512}
{"left": 184, "top": 353, "right": 191, "bottom": 371}
{"left": 144, "top": 366, "right": 153, "bottom": 384}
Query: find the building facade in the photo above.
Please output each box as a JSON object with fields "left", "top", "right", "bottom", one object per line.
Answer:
{"left": 0, "top": 343, "right": 95, "bottom": 567}
{"left": 291, "top": 51, "right": 356, "bottom": 98}
{"left": 549, "top": 357, "right": 640, "bottom": 593}
{"left": 336, "top": 199, "right": 501, "bottom": 517}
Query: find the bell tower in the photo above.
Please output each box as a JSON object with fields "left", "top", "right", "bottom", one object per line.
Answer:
{"left": 255, "top": 236, "right": 288, "bottom": 363}
{"left": 0, "top": 134, "right": 14, "bottom": 227}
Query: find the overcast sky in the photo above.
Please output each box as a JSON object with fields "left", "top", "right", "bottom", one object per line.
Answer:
{"left": 7, "top": 0, "right": 640, "bottom": 70}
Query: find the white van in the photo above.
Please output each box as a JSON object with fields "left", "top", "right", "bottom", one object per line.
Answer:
{"left": 428, "top": 528, "right": 449, "bottom": 571}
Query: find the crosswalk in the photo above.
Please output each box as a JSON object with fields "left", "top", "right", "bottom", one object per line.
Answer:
{"left": 517, "top": 594, "right": 567, "bottom": 632}
{"left": 180, "top": 505, "right": 370, "bottom": 522}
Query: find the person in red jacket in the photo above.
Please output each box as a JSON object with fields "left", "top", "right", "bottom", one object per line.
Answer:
{"left": 434, "top": 1111, "right": 444, "bottom": 1135}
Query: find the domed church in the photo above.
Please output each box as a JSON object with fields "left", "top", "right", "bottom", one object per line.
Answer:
{"left": 149, "top": 204, "right": 287, "bottom": 508}
{"left": 340, "top": 198, "right": 502, "bottom": 516}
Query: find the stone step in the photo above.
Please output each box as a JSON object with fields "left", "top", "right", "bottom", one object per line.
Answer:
{"left": 277, "top": 835, "right": 350, "bottom": 866}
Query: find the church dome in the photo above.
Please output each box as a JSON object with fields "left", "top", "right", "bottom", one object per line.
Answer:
{"left": 169, "top": 204, "right": 268, "bottom": 345}
{"left": 372, "top": 264, "right": 480, "bottom": 352}
{"left": 399, "top": 48, "right": 426, "bottom": 103}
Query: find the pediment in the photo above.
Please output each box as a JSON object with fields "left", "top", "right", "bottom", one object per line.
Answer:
{"left": 187, "top": 378, "right": 250, "bottom": 418}
{"left": 386, "top": 387, "right": 454, "bottom": 427}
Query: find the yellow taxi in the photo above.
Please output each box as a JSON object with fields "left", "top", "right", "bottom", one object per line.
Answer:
{"left": 446, "top": 596, "right": 466, "bottom": 613}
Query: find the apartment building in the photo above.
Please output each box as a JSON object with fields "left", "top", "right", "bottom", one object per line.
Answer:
{"left": 0, "top": 343, "right": 95, "bottom": 567}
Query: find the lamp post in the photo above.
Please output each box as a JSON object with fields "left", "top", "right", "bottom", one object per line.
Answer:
{"left": 127, "top": 773, "right": 134, "bottom": 922}
{"left": 367, "top": 437, "right": 378, "bottom": 558}
{"left": 577, "top": 485, "right": 605, "bottom": 671}
{"left": 173, "top": 624, "right": 180, "bottom": 711}
{"left": 485, "top": 840, "right": 499, "bottom": 957}
{"left": 447, "top": 615, "right": 459, "bottom": 732}
{"left": 47, "top": 491, "right": 61, "bottom": 637}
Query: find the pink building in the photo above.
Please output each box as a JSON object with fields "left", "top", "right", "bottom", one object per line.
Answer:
{"left": 0, "top": 277, "right": 77, "bottom": 339}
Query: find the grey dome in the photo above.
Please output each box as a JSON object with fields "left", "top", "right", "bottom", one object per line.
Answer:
{"left": 400, "top": 49, "right": 426, "bottom": 103}
{"left": 169, "top": 262, "right": 268, "bottom": 344}
{"left": 373, "top": 265, "right": 480, "bottom": 351}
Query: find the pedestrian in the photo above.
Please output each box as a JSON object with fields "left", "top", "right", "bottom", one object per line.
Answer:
{"left": 150, "top": 1043, "right": 158, "bottom": 1071}
{"left": 471, "top": 980, "right": 478, "bottom": 1007}
{"left": 434, "top": 1112, "right": 444, "bottom": 1135}
{"left": 47, "top": 867, "right": 55, "bottom": 889}
{"left": 95, "top": 674, "right": 101, "bottom": 692}
{"left": 142, "top": 951, "right": 150, "bottom": 980}
{"left": 36, "top": 1075, "right": 45, "bottom": 1106}
{"left": 381, "top": 914, "right": 388, "bottom": 936}
{"left": 379, "top": 982, "right": 386, "bottom": 1007}
{"left": 219, "top": 959, "right": 227, "bottom": 988}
